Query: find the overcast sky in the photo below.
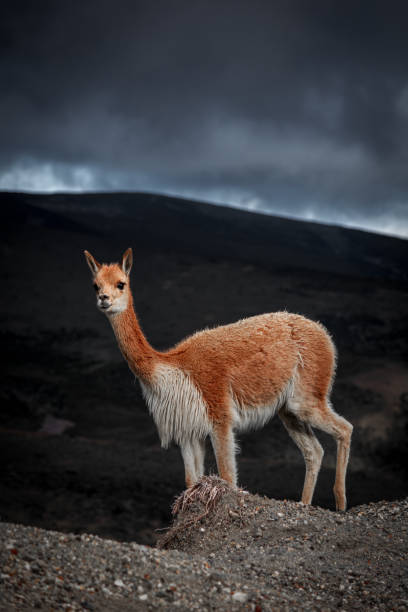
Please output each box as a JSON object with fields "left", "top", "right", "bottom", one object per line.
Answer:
{"left": 1, "top": 1, "right": 408, "bottom": 237}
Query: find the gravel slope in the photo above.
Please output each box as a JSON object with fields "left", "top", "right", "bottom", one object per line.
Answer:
{"left": 1, "top": 480, "right": 407, "bottom": 611}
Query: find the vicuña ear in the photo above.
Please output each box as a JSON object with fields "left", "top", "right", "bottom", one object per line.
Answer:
{"left": 122, "top": 248, "right": 133, "bottom": 276}
{"left": 84, "top": 250, "right": 101, "bottom": 275}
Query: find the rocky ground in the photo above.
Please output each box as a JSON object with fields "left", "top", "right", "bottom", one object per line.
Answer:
{"left": 1, "top": 478, "right": 407, "bottom": 611}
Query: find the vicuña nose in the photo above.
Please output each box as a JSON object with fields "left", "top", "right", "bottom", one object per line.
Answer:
{"left": 100, "top": 293, "right": 109, "bottom": 300}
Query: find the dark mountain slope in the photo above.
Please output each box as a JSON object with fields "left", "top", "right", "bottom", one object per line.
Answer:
{"left": 1, "top": 190, "right": 407, "bottom": 281}
{"left": 0, "top": 190, "right": 407, "bottom": 545}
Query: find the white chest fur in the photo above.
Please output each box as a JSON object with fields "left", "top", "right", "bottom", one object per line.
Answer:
{"left": 139, "top": 363, "right": 211, "bottom": 448}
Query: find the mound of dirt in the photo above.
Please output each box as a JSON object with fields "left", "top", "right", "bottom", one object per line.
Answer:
{"left": 157, "top": 477, "right": 408, "bottom": 609}
{"left": 1, "top": 477, "right": 407, "bottom": 610}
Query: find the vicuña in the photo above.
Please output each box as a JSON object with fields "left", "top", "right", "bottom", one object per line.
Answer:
{"left": 84, "top": 248, "right": 352, "bottom": 510}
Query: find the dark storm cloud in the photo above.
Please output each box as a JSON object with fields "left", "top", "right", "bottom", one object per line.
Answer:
{"left": 1, "top": 0, "right": 408, "bottom": 235}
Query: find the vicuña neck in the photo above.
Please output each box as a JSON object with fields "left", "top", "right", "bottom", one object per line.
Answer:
{"left": 109, "top": 294, "right": 158, "bottom": 382}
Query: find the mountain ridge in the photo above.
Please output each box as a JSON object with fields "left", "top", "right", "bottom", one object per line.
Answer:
{"left": 1, "top": 190, "right": 407, "bottom": 282}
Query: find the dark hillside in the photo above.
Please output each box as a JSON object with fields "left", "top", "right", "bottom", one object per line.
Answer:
{"left": 2, "top": 191, "right": 407, "bottom": 281}
{"left": 0, "top": 191, "right": 407, "bottom": 545}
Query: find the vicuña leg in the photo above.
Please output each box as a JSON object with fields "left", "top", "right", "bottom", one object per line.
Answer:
{"left": 181, "top": 440, "right": 199, "bottom": 488}
{"left": 210, "top": 424, "right": 237, "bottom": 486}
{"left": 181, "top": 438, "right": 207, "bottom": 487}
{"left": 306, "top": 400, "right": 353, "bottom": 511}
{"left": 279, "top": 409, "right": 324, "bottom": 505}
{"left": 193, "top": 438, "right": 206, "bottom": 481}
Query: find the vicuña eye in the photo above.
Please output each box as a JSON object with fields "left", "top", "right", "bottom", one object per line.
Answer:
{"left": 93, "top": 283, "right": 99, "bottom": 292}
{"left": 117, "top": 282, "right": 125, "bottom": 290}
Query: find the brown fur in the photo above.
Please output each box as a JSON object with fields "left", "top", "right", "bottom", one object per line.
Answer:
{"left": 84, "top": 248, "right": 353, "bottom": 510}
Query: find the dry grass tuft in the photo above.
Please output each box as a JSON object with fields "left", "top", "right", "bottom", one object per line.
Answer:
{"left": 172, "top": 475, "right": 232, "bottom": 516}
{"left": 157, "top": 476, "right": 233, "bottom": 549}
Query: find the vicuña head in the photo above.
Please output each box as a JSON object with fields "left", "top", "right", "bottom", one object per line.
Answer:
{"left": 84, "top": 248, "right": 353, "bottom": 511}
{"left": 84, "top": 248, "right": 133, "bottom": 315}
